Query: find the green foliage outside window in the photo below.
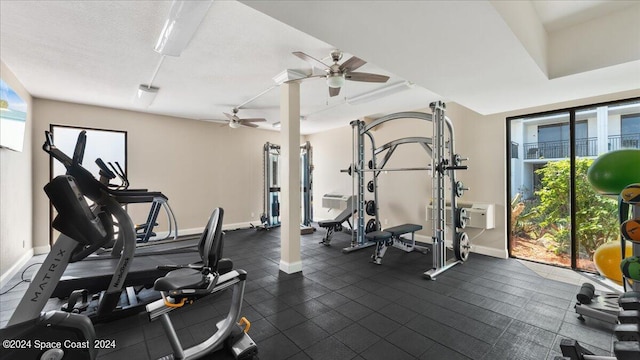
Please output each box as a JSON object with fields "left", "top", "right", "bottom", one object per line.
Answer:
{"left": 530, "top": 158, "right": 619, "bottom": 256}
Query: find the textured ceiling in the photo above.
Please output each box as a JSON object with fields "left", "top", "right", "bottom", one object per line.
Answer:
{"left": 1, "top": 0, "right": 638, "bottom": 134}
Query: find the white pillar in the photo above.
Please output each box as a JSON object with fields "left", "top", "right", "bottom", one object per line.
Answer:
{"left": 596, "top": 106, "right": 609, "bottom": 155}
{"left": 279, "top": 82, "right": 302, "bottom": 274}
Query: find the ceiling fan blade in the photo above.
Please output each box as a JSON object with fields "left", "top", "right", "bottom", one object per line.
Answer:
{"left": 203, "top": 119, "right": 229, "bottom": 124}
{"left": 340, "top": 56, "right": 366, "bottom": 72}
{"left": 292, "top": 51, "right": 330, "bottom": 71}
{"left": 241, "top": 122, "right": 259, "bottom": 128}
{"left": 346, "top": 72, "right": 390, "bottom": 83}
{"left": 241, "top": 118, "right": 266, "bottom": 123}
{"left": 223, "top": 112, "right": 235, "bottom": 121}
{"left": 329, "top": 86, "right": 341, "bottom": 97}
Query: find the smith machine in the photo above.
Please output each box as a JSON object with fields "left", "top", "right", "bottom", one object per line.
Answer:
{"left": 345, "top": 101, "right": 471, "bottom": 279}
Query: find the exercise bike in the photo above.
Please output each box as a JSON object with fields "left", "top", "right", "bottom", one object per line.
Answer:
{"left": 145, "top": 207, "right": 257, "bottom": 360}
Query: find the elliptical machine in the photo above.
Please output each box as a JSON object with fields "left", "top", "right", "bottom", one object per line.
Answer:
{"left": 43, "top": 130, "right": 158, "bottom": 322}
{"left": 0, "top": 175, "right": 110, "bottom": 359}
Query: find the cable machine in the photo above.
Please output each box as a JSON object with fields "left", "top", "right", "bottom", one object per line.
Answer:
{"left": 260, "top": 142, "right": 314, "bottom": 233}
{"left": 346, "top": 102, "right": 470, "bottom": 279}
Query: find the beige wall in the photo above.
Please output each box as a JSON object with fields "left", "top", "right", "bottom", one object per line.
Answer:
{"left": 31, "top": 99, "right": 285, "bottom": 251}
{"left": 0, "top": 61, "right": 33, "bottom": 282}
{"left": 1, "top": 65, "right": 637, "bottom": 282}
{"left": 308, "top": 90, "right": 640, "bottom": 259}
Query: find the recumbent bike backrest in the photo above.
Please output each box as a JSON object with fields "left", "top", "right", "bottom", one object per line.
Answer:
{"left": 198, "top": 207, "right": 225, "bottom": 272}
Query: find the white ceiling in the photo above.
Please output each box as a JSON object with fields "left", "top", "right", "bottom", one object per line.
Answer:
{"left": 1, "top": 0, "right": 638, "bottom": 134}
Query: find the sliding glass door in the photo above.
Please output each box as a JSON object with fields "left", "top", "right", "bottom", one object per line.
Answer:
{"left": 509, "top": 112, "right": 572, "bottom": 267}
{"left": 508, "top": 98, "right": 640, "bottom": 270}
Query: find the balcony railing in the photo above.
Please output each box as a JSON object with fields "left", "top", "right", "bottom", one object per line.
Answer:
{"left": 522, "top": 133, "right": 640, "bottom": 160}
{"left": 523, "top": 138, "right": 597, "bottom": 159}
{"left": 609, "top": 133, "right": 640, "bottom": 151}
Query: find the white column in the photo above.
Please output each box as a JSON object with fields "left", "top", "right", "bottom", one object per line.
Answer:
{"left": 596, "top": 106, "right": 609, "bottom": 155}
{"left": 279, "top": 82, "right": 302, "bottom": 274}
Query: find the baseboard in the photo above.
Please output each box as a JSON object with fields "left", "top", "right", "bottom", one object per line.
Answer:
{"left": 151, "top": 221, "right": 257, "bottom": 240}
{"left": 472, "top": 245, "right": 508, "bottom": 259}
{"left": 33, "top": 245, "right": 50, "bottom": 255}
{"left": 223, "top": 222, "right": 258, "bottom": 231}
{"left": 279, "top": 260, "right": 302, "bottom": 274}
{"left": 0, "top": 248, "right": 33, "bottom": 289}
{"left": 178, "top": 227, "right": 205, "bottom": 236}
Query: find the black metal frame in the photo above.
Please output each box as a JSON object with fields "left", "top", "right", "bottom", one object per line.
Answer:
{"left": 506, "top": 96, "right": 640, "bottom": 270}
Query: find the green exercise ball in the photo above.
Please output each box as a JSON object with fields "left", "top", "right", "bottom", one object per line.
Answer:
{"left": 621, "top": 256, "right": 640, "bottom": 281}
{"left": 587, "top": 149, "right": 640, "bottom": 195}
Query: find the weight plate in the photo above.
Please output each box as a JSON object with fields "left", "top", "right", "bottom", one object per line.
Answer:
{"left": 365, "top": 218, "right": 379, "bottom": 233}
{"left": 366, "top": 200, "right": 376, "bottom": 216}
{"left": 455, "top": 208, "right": 468, "bottom": 229}
{"left": 367, "top": 180, "right": 375, "bottom": 193}
{"left": 454, "top": 232, "right": 470, "bottom": 262}
{"left": 455, "top": 181, "right": 465, "bottom": 197}
{"left": 454, "top": 154, "right": 462, "bottom": 167}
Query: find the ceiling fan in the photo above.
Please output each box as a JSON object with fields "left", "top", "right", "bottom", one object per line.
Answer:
{"left": 292, "top": 49, "right": 390, "bottom": 97}
{"left": 211, "top": 108, "right": 266, "bottom": 129}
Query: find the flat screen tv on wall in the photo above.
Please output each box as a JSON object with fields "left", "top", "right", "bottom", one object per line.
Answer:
{"left": 0, "top": 78, "right": 27, "bottom": 152}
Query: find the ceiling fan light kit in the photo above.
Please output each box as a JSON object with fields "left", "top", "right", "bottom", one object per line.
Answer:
{"left": 134, "top": 84, "right": 159, "bottom": 107}
{"left": 154, "top": 0, "right": 214, "bottom": 56}
{"left": 293, "top": 50, "right": 390, "bottom": 97}
{"left": 326, "top": 74, "right": 345, "bottom": 88}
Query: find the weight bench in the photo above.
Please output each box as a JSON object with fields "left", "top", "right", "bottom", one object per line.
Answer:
{"left": 367, "top": 223, "right": 427, "bottom": 265}
{"left": 317, "top": 201, "right": 356, "bottom": 246}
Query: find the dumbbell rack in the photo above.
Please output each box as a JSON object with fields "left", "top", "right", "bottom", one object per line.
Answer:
{"left": 562, "top": 193, "right": 640, "bottom": 360}
{"left": 345, "top": 103, "right": 470, "bottom": 279}
{"left": 575, "top": 191, "right": 640, "bottom": 324}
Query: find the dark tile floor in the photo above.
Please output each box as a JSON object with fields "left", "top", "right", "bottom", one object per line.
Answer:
{"left": 1, "top": 227, "right": 616, "bottom": 359}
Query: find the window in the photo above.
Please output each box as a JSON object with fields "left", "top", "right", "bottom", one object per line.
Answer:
{"left": 621, "top": 113, "right": 640, "bottom": 149}
{"left": 537, "top": 121, "right": 587, "bottom": 158}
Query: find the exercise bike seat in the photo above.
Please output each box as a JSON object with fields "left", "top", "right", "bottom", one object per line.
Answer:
{"left": 153, "top": 258, "right": 234, "bottom": 292}
{"left": 153, "top": 208, "right": 225, "bottom": 296}
{"left": 154, "top": 269, "right": 208, "bottom": 292}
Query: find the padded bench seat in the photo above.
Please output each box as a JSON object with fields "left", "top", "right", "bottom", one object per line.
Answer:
{"left": 365, "top": 231, "right": 392, "bottom": 242}
{"left": 384, "top": 224, "right": 422, "bottom": 236}
{"left": 370, "top": 224, "right": 427, "bottom": 265}
{"left": 318, "top": 219, "right": 341, "bottom": 228}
